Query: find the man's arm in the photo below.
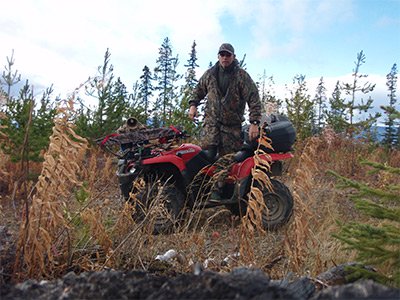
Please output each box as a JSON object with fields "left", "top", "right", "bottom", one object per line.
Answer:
{"left": 188, "top": 73, "right": 208, "bottom": 119}
{"left": 240, "top": 70, "right": 262, "bottom": 140}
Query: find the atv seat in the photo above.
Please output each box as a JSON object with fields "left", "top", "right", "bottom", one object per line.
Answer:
{"left": 233, "top": 143, "right": 254, "bottom": 162}
{"left": 201, "top": 148, "right": 218, "bottom": 163}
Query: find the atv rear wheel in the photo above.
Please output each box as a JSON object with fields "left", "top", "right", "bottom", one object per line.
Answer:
{"left": 230, "top": 178, "right": 293, "bottom": 230}
{"left": 132, "top": 179, "right": 185, "bottom": 234}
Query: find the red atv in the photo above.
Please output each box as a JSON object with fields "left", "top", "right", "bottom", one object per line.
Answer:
{"left": 98, "top": 114, "right": 296, "bottom": 233}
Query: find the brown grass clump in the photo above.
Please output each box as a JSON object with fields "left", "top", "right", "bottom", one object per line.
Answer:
{"left": 13, "top": 100, "right": 88, "bottom": 280}
{"left": 239, "top": 133, "right": 273, "bottom": 263}
{"left": 284, "top": 137, "right": 321, "bottom": 274}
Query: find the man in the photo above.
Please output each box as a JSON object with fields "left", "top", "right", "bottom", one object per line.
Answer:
{"left": 188, "top": 43, "right": 262, "bottom": 157}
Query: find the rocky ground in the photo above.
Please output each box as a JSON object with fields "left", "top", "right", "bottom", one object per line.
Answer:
{"left": 1, "top": 265, "right": 399, "bottom": 300}
{"left": 1, "top": 224, "right": 399, "bottom": 300}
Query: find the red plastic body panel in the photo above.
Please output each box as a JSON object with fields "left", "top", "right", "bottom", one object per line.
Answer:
{"left": 202, "top": 152, "right": 294, "bottom": 180}
{"left": 141, "top": 143, "right": 202, "bottom": 171}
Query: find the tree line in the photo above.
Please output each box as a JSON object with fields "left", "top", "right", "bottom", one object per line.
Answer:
{"left": 0, "top": 37, "right": 399, "bottom": 163}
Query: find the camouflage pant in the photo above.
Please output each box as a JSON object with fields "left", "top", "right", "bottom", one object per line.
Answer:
{"left": 200, "top": 123, "right": 243, "bottom": 156}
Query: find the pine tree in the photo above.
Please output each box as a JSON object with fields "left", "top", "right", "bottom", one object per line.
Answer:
{"left": 103, "top": 77, "right": 129, "bottom": 133}
{"left": 1, "top": 49, "right": 21, "bottom": 104}
{"left": 382, "top": 63, "right": 398, "bottom": 148}
{"left": 341, "top": 50, "right": 380, "bottom": 138}
{"left": 30, "top": 86, "right": 57, "bottom": 160}
{"left": 1, "top": 81, "right": 56, "bottom": 162}
{"left": 258, "top": 71, "right": 282, "bottom": 114}
{"left": 329, "top": 161, "right": 400, "bottom": 287}
{"left": 313, "top": 76, "right": 327, "bottom": 133}
{"left": 137, "top": 66, "right": 154, "bottom": 124}
{"left": 285, "top": 74, "right": 314, "bottom": 140}
{"left": 325, "top": 81, "right": 348, "bottom": 133}
{"left": 153, "top": 37, "right": 181, "bottom": 126}
{"left": 174, "top": 41, "right": 200, "bottom": 136}
{"left": 184, "top": 41, "right": 199, "bottom": 90}
{"left": 80, "top": 48, "right": 130, "bottom": 138}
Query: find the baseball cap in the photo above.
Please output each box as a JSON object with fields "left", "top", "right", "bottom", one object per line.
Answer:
{"left": 218, "top": 43, "right": 235, "bottom": 55}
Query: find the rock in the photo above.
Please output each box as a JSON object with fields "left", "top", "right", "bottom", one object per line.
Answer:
{"left": 315, "top": 262, "right": 376, "bottom": 287}
{"left": 1, "top": 267, "right": 399, "bottom": 300}
{"left": 312, "top": 279, "right": 400, "bottom": 300}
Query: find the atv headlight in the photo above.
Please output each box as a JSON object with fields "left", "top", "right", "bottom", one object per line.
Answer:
{"left": 129, "top": 167, "right": 136, "bottom": 174}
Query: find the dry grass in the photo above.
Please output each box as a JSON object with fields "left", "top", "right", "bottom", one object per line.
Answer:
{"left": 13, "top": 100, "right": 89, "bottom": 279}
{"left": 2, "top": 117, "right": 398, "bottom": 283}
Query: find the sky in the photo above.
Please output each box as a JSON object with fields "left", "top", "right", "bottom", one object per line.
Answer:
{"left": 0, "top": 0, "right": 399, "bottom": 116}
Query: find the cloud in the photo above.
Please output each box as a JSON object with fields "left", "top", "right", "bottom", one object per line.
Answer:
{"left": 231, "top": 0, "right": 355, "bottom": 59}
{"left": 0, "top": 0, "right": 396, "bottom": 113}
{"left": 1, "top": 0, "right": 235, "bottom": 96}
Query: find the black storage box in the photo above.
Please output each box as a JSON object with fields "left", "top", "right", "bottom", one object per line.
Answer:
{"left": 243, "top": 114, "right": 296, "bottom": 153}
{"left": 264, "top": 114, "right": 296, "bottom": 153}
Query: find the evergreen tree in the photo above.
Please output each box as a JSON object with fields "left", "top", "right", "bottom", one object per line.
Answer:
{"left": 1, "top": 81, "right": 56, "bottom": 162}
{"left": 174, "top": 41, "right": 200, "bottom": 136}
{"left": 285, "top": 74, "right": 314, "bottom": 140}
{"left": 184, "top": 41, "right": 199, "bottom": 90}
{"left": 258, "top": 71, "right": 282, "bottom": 114}
{"left": 329, "top": 161, "right": 400, "bottom": 287}
{"left": 341, "top": 50, "right": 380, "bottom": 138}
{"left": 30, "top": 86, "right": 58, "bottom": 160}
{"left": 0, "top": 53, "right": 56, "bottom": 163}
{"left": 1, "top": 49, "right": 21, "bottom": 104}
{"left": 127, "top": 80, "right": 147, "bottom": 125}
{"left": 79, "top": 48, "right": 130, "bottom": 138}
{"left": 382, "top": 63, "right": 398, "bottom": 148}
{"left": 313, "top": 76, "right": 327, "bottom": 133}
{"left": 137, "top": 66, "right": 154, "bottom": 124}
{"left": 238, "top": 53, "right": 247, "bottom": 69}
{"left": 153, "top": 37, "right": 181, "bottom": 126}
{"left": 103, "top": 77, "right": 129, "bottom": 133}
{"left": 325, "top": 81, "right": 348, "bottom": 133}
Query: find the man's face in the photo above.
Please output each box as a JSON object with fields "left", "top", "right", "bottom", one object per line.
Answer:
{"left": 218, "top": 51, "right": 235, "bottom": 68}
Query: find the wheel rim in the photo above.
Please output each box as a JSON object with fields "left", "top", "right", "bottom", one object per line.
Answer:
{"left": 262, "top": 191, "right": 286, "bottom": 224}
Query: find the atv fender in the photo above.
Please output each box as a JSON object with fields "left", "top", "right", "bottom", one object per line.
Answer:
{"left": 142, "top": 155, "right": 186, "bottom": 171}
{"left": 233, "top": 153, "right": 293, "bottom": 180}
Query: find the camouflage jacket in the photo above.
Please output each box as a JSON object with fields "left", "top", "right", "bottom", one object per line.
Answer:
{"left": 189, "top": 59, "right": 261, "bottom": 127}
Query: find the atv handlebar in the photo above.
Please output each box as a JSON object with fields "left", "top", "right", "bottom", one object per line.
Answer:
{"left": 96, "top": 125, "right": 189, "bottom": 158}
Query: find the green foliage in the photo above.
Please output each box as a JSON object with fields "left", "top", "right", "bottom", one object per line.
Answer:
{"left": 153, "top": 37, "right": 182, "bottom": 126}
{"left": 285, "top": 74, "right": 314, "bottom": 139}
{"left": 1, "top": 49, "right": 21, "bottom": 99}
{"left": 75, "top": 182, "right": 90, "bottom": 204}
{"left": 2, "top": 44, "right": 396, "bottom": 155}
{"left": 258, "top": 72, "right": 282, "bottom": 114}
{"left": 75, "top": 49, "right": 132, "bottom": 140}
{"left": 325, "top": 81, "right": 348, "bottom": 133}
{"left": 329, "top": 161, "right": 400, "bottom": 287}
{"left": 175, "top": 40, "right": 201, "bottom": 138}
{"left": 340, "top": 50, "right": 381, "bottom": 138}
{"left": 382, "top": 64, "right": 399, "bottom": 148}
{"left": 313, "top": 77, "right": 327, "bottom": 133}
{"left": 0, "top": 81, "right": 56, "bottom": 162}
{"left": 137, "top": 66, "right": 154, "bottom": 124}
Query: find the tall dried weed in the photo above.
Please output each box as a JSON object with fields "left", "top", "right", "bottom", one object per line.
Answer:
{"left": 13, "top": 100, "right": 88, "bottom": 280}
{"left": 240, "top": 132, "right": 273, "bottom": 264}
{"left": 284, "top": 136, "right": 322, "bottom": 274}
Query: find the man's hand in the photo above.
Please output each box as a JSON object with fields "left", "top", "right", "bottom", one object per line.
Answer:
{"left": 188, "top": 106, "right": 198, "bottom": 120}
{"left": 248, "top": 124, "right": 259, "bottom": 141}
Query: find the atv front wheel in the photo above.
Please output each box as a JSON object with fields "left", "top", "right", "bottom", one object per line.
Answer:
{"left": 230, "top": 178, "right": 293, "bottom": 230}
{"left": 260, "top": 179, "right": 293, "bottom": 230}
{"left": 132, "top": 179, "right": 185, "bottom": 234}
